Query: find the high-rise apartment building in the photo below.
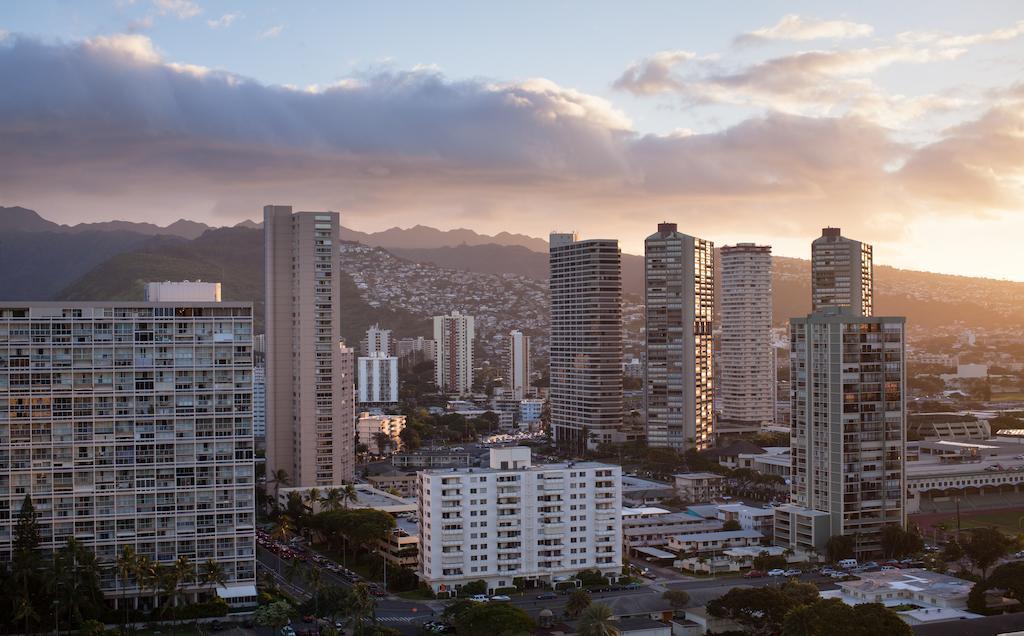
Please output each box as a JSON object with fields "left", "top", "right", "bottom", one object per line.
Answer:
{"left": 549, "top": 233, "right": 624, "bottom": 448}
{"left": 811, "top": 228, "right": 873, "bottom": 317}
{"left": 786, "top": 308, "right": 906, "bottom": 558}
{"left": 433, "top": 312, "right": 475, "bottom": 396}
{"left": 417, "top": 447, "right": 621, "bottom": 595}
{"left": 719, "top": 244, "right": 774, "bottom": 426}
{"left": 357, "top": 352, "right": 399, "bottom": 405}
{"left": 144, "top": 281, "right": 222, "bottom": 303}
{"left": 0, "top": 301, "right": 257, "bottom": 604}
{"left": 644, "top": 223, "right": 714, "bottom": 451}
{"left": 362, "top": 324, "right": 392, "bottom": 357}
{"left": 253, "top": 363, "right": 266, "bottom": 438}
{"left": 264, "top": 205, "right": 353, "bottom": 487}
{"left": 506, "top": 330, "right": 531, "bottom": 400}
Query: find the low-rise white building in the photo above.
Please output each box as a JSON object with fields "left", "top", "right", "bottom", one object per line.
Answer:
{"left": 622, "top": 507, "right": 723, "bottom": 551}
{"left": 673, "top": 473, "right": 726, "bottom": 502}
{"left": 417, "top": 447, "right": 622, "bottom": 595}
{"left": 820, "top": 569, "right": 982, "bottom": 626}
{"left": 716, "top": 503, "right": 774, "bottom": 534}
{"left": 355, "top": 412, "right": 406, "bottom": 454}
{"left": 668, "top": 529, "right": 763, "bottom": 555}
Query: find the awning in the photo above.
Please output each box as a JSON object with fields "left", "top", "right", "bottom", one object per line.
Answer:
{"left": 635, "top": 546, "right": 676, "bottom": 559}
{"left": 216, "top": 585, "right": 258, "bottom": 599}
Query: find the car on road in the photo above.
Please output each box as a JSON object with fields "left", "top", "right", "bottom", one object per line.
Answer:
{"left": 281, "top": 627, "right": 296, "bottom": 636}
{"left": 881, "top": 565, "right": 899, "bottom": 572}
{"left": 536, "top": 592, "right": 558, "bottom": 600}
{"left": 1015, "top": 551, "right": 1024, "bottom": 559}
{"left": 490, "top": 595, "right": 511, "bottom": 602}
{"left": 424, "top": 622, "right": 454, "bottom": 633}
{"left": 830, "top": 571, "right": 849, "bottom": 579}
{"left": 767, "top": 569, "right": 786, "bottom": 577}
{"left": 783, "top": 569, "right": 802, "bottom": 577}
{"left": 469, "top": 594, "right": 490, "bottom": 602}
{"left": 744, "top": 570, "right": 765, "bottom": 578}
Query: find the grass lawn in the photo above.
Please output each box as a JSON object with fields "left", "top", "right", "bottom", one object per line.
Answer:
{"left": 955, "top": 510, "right": 1024, "bottom": 534}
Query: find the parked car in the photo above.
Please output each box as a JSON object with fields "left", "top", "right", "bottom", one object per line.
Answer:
{"left": 1014, "top": 551, "right": 1024, "bottom": 559}
{"left": 469, "top": 594, "right": 490, "bottom": 603}
{"left": 490, "top": 595, "right": 511, "bottom": 602}
{"left": 784, "top": 569, "right": 802, "bottom": 577}
{"left": 881, "top": 565, "right": 899, "bottom": 572}
{"left": 830, "top": 571, "right": 848, "bottom": 579}
{"left": 536, "top": 592, "right": 558, "bottom": 600}
{"left": 767, "top": 569, "right": 786, "bottom": 577}
{"left": 744, "top": 570, "right": 765, "bottom": 578}
{"left": 281, "top": 627, "right": 296, "bottom": 636}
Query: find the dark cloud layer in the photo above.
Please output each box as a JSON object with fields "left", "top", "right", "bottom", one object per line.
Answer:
{"left": 0, "top": 33, "right": 1020, "bottom": 249}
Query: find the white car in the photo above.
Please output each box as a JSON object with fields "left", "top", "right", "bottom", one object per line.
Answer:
{"left": 767, "top": 569, "right": 786, "bottom": 576}
{"left": 490, "top": 595, "right": 512, "bottom": 602}
{"left": 784, "top": 569, "right": 802, "bottom": 577}
{"left": 469, "top": 594, "right": 490, "bottom": 603}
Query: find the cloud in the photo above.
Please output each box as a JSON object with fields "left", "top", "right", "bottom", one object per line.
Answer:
{"left": 735, "top": 14, "right": 873, "bottom": 46}
{"left": 259, "top": 25, "right": 284, "bottom": 39}
{"left": 153, "top": 0, "right": 200, "bottom": 19}
{"left": 612, "top": 50, "right": 697, "bottom": 96}
{"left": 613, "top": 45, "right": 970, "bottom": 125}
{"left": 207, "top": 13, "right": 241, "bottom": 29}
{"left": 899, "top": 20, "right": 1024, "bottom": 48}
{"left": 0, "top": 32, "right": 1020, "bottom": 260}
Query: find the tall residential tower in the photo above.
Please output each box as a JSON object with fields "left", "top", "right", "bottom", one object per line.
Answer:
{"left": 506, "top": 329, "right": 531, "bottom": 400}
{"left": 264, "top": 205, "right": 353, "bottom": 487}
{"left": 811, "top": 228, "right": 873, "bottom": 316}
{"left": 549, "top": 233, "right": 623, "bottom": 448}
{"left": 719, "top": 244, "right": 774, "bottom": 427}
{"left": 433, "top": 311, "right": 475, "bottom": 396}
{"left": 644, "top": 223, "right": 714, "bottom": 451}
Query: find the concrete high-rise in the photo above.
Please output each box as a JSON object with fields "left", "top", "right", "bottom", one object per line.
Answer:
{"left": 549, "top": 233, "right": 623, "bottom": 448}
{"left": 362, "top": 324, "right": 392, "bottom": 357}
{"left": 357, "top": 352, "right": 399, "bottom": 405}
{"left": 785, "top": 308, "right": 906, "bottom": 558}
{"left": 0, "top": 301, "right": 257, "bottom": 605}
{"left": 264, "top": 205, "right": 353, "bottom": 487}
{"left": 506, "top": 329, "right": 531, "bottom": 400}
{"left": 433, "top": 311, "right": 475, "bottom": 396}
{"left": 811, "top": 228, "right": 873, "bottom": 317}
{"left": 253, "top": 363, "right": 266, "bottom": 438}
{"left": 644, "top": 223, "right": 714, "bottom": 451}
{"left": 417, "top": 447, "right": 622, "bottom": 595}
{"left": 720, "top": 244, "right": 774, "bottom": 427}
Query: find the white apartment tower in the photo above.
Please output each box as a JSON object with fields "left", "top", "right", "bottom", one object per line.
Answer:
{"left": 789, "top": 308, "right": 907, "bottom": 558}
{"left": 433, "top": 312, "right": 475, "bottom": 396}
{"left": 506, "top": 330, "right": 531, "bottom": 400}
{"left": 549, "top": 233, "right": 624, "bottom": 449}
{"left": 264, "top": 205, "right": 353, "bottom": 487}
{"left": 357, "top": 352, "right": 399, "bottom": 405}
{"left": 417, "top": 447, "right": 622, "bottom": 595}
{"left": 0, "top": 301, "right": 257, "bottom": 604}
{"left": 644, "top": 223, "right": 714, "bottom": 451}
{"left": 811, "top": 228, "right": 873, "bottom": 317}
{"left": 719, "top": 244, "right": 774, "bottom": 426}
{"left": 362, "top": 324, "right": 392, "bottom": 357}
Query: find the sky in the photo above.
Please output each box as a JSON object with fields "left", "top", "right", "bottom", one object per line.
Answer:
{"left": 1, "top": 1, "right": 1023, "bottom": 279}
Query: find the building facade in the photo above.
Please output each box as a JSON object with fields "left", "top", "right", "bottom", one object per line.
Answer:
{"left": 357, "top": 353, "right": 399, "bottom": 405}
{"left": 644, "top": 223, "right": 714, "bottom": 451}
{"left": 355, "top": 412, "right": 406, "bottom": 454}
{"left": 0, "top": 301, "right": 256, "bottom": 603}
{"left": 719, "top": 244, "right": 774, "bottom": 426}
{"left": 253, "top": 363, "right": 266, "bottom": 438}
{"left": 506, "top": 330, "right": 531, "bottom": 400}
{"left": 549, "top": 233, "right": 624, "bottom": 448}
{"left": 264, "top": 205, "right": 353, "bottom": 487}
{"left": 362, "top": 324, "right": 392, "bottom": 357}
{"left": 417, "top": 447, "right": 621, "bottom": 594}
{"left": 144, "top": 281, "right": 222, "bottom": 303}
{"left": 789, "top": 308, "right": 906, "bottom": 557}
{"left": 811, "top": 228, "right": 873, "bottom": 317}
{"left": 433, "top": 312, "right": 475, "bottom": 396}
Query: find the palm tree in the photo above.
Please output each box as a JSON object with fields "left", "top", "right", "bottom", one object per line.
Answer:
{"left": 345, "top": 583, "right": 377, "bottom": 635}
{"left": 116, "top": 546, "right": 141, "bottom": 626}
{"left": 342, "top": 483, "right": 359, "bottom": 509}
{"left": 199, "top": 559, "right": 227, "bottom": 601}
{"left": 305, "top": 487, "right": 323, "bottom": 512}
{"left": 271, "top": 517, "right": 295, "bottom": 575}
{"left": 323, "top": 488, "right": 343, "bottom": 512}
{"left": 372, "top": 431, "right": 391, "bottom": 456}
{"left": 565, "top": 589, "right": 592, "bottom": 618}
{"left": 134, "top": 555, "right": 160, "bottom": 614}
{"left": 781, "top": 604, "right": 817, "bottom": 636}
{"left": 577, "top": 604, "right": 620, "bottom": 636}
{"left": 307, "top": 566, "right": 324, "bottom": 617}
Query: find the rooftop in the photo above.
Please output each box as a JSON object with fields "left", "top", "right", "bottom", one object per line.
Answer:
{"left": 670, "top": 529, "right": 762, "bottom": 542}
{"left": 673, "top": 472, "right": 726, "bottom": 480}
{"left": 836, "top": 569, "right": 975, "bottom": 602}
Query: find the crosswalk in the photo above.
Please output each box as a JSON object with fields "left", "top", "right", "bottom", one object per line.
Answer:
{"left": 375, "top": 616, "right": 418, "bottom": 624}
